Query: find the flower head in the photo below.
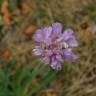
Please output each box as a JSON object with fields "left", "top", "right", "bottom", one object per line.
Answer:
{"left": 33, "top": 22, "right": 78, "bottom": 70}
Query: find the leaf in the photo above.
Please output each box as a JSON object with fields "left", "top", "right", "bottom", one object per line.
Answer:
{"left": 0, "top": 60, "right": 14, "bottom": 96}
{"left": 22, "top": 61, "right": 44, "bottom": 95}
{"left": 13, "top": 66, "right": 29, "bottom": 87}
{"left": 6, "top": 60, "right": 13, "bottom": 75}
{"left": 0, "top": 66, "right": 5, "bottom": 81}
{"left": 0, "top": 12, "right": 4, "bottom": 26}
{"left": 28, "top": 69, "right": 58, "bottom": 96}
{"left": 12, "top": 59, "right": 43, "bottom": 96}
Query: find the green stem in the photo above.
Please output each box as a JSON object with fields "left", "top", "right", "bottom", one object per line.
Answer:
{"left": 28, "top": 69, "right": 58, "bottom": 96}
{"left": 22, "top": 61, "right": 44, "bottom": 95}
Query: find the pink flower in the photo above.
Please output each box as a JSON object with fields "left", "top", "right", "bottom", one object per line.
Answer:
{"left": 33, "top": 22, "right": 78, "bottom": 70}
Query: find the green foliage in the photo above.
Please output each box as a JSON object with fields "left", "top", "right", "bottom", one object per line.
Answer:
{"left": 0, "top": 0, "right": 3, "bottom": 6}
{"left": 0, "top": 59, "right": 58, "bottom": 96}
{"left": 8, "top": 0, "right": 17, "bottom": 11}
{"left": 0, "top": 12, "right": 4, "bottom": 27}
{"left": 29, "top": 69, "right": 58, "bottom": 96}
{"left": 0, "top": 60, "right": 13, "bottom": 96}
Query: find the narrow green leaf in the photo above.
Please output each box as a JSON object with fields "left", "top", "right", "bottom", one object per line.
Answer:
{"left": 0, "top": 12, "right": 4, "bottom": 27}
{"left": 13, "top": 59, "right": 43, "bottom": 96}
{"left": 6, "top": 60, "right": 13, "bottom": 73}
{"left": 14, "top": 60, "right": 39, "bottom": 86}
{"left": 22, "top": 61, "right": 44, "bottom": 95}
{"left": 28, "top": 69, "right": 58, "bottom": 96}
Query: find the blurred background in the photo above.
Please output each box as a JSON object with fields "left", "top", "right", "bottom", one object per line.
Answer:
{"left": 0, "top": 0, "right": 96, "bottom": 96}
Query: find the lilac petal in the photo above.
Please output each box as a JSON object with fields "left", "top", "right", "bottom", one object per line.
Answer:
{"left": 59, "top": 28, "right": 78, "bottom": 47}
{"left": 63, "top": 48, "right": 77, "bottom": 61}
{"left": 43, "top": 57, "right": 50, "bottom": 64}
{"left": 52, "top": 22, "right": 62, "bottom": 38}
{"left": 33, "top": 29, "right": 43, "bottom": 42}
{"left": 68, "top": 36, "right": 78, "bottom": 47}
{"left": 65, "top": 53, "right": 77, "bottom": 62}
{"left": 33, "top": 49, "right": 41, "bottom": 56}
{"left": 61, "top": 28, "right": 74, "bottom": 40}
{"left": 44, "top": 38, "right": 52, "bottom": 46}
{"left": 56, "top": 55, "right": 64, "bottom": 62}
{"left": 33, "top": 46, "right": 42, "bottom": 56}
{"left": 43, "top": 26, "right": 52, "bottom": 38}
{"left": 64, "top": 28, "right": 73, "bottom": 35}
{"left": 44, "top": 49, "right": 53, "bottom": 56}
{"left": 42, "top": 27, "right": 52, "bottom": 45}
{"left": 52, "top": 47, "right": 62, "bottom": 54}
{"left": 51, "top": 61, "right": 61, "bottom": 70}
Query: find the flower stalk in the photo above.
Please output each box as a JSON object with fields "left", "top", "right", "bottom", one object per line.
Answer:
{"left": 28, "top": 69, "right": 58, "bottom": 96}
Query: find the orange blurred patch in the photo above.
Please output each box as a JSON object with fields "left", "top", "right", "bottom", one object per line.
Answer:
{"left": 79, "top": 21, "right": 93, "bottom": 40}
{"left": 25, "top": 25, "right": 37, "bottom": 35}
{"left": 1, "top": 0, "right": 11, "bottom": 25}
{"left": 84, "top": 31, "right": 93, "bottom": 39}
{"left": 24, "top": 25, "right": 37, "bottom": 40}
{"left": 3, "top": 49, "right": 11, "bottom": 60}
{"left": 46, "top": 91, "right": 57, "bottom": 96}
{"left": 22, "top": 0, "right": 32, "bottom": 13}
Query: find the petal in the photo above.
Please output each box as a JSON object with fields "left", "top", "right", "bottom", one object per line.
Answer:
{"left": 63, "top": 48, "right": 77, "bottom": 61}
{"left": 42, "top": 27, "right": 52, "bottom": 45}
{"left": 33, "top": 46, "right": 42, "bottom": 56}
{"left": 64, "top": 28, "right": 73, "bottom": 35}
{"left": 44, "top": 49, "right": 52, "bottom": 56}
{"left": 56, "top": 55, "right": 64, "bottom": 62}
{"left": 33, "top": 29, "right": 43, "bottom": 42}
{"left": 52, "top": 22, "right": 62, "bottom": 38}
{"left": 33, "top": 49, "right": 41, "bottom": 56}
{"left": 43, "top": 26, "right": 52, "bottom": 38}
{"left": 60, "top": 29, "right": 78, "bottom": 47}
{"left": 62, "top": 28, "right": 74, "bottom": 40}
{"left": 44, "top": 38, "right": 52, "bottom": 46}
{"left": 68, "top": 36, "right": 78, "bottom": 47}
{"left": 51, "top": 61, "right": 61, "bottom": 70}
{"left": 65, "top": 53, "right": 77, "bottom": 62}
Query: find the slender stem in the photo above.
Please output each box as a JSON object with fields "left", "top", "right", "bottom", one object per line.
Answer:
{"left": 28, "top": 69, "right": 58, "bottom": 96}
{"left": 22, "top": 60, "right": 44, "bottom": 95}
